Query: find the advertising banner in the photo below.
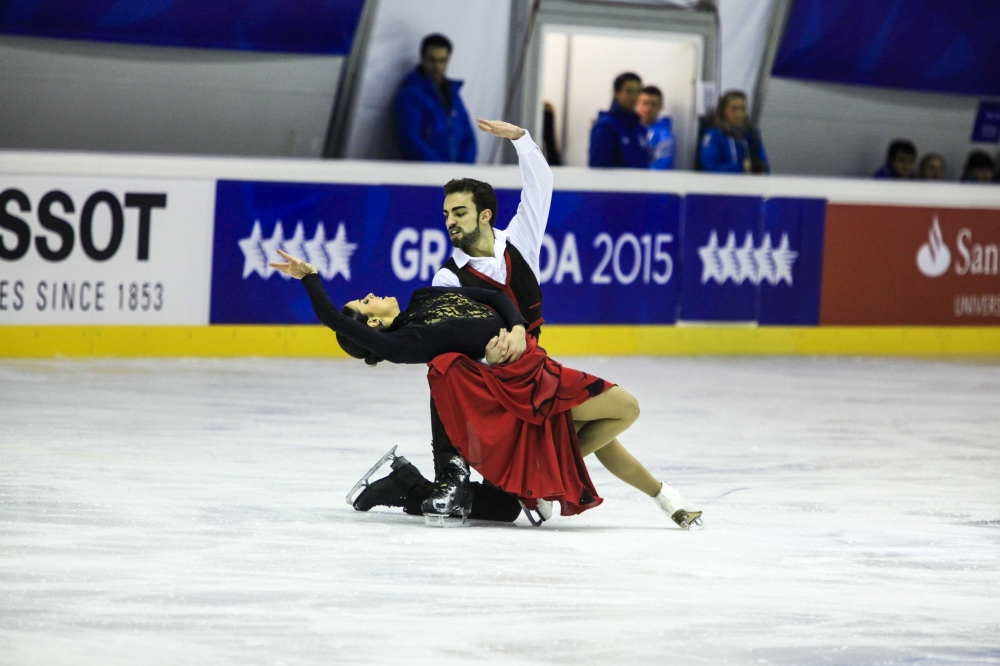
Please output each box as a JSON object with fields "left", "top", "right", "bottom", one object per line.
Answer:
{"left": 211, "top": 180, "right": 681, "bottom": 325}
{"left": 820, "top": 204, "right": 1000, "bottom": 325}
{"left": 679, "top": 195, "right": 825, "bottom": 324}
{"left": 0, "top": 176, "right": 216, "bottom": 324}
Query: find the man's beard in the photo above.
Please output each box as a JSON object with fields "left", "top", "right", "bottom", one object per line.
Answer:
{"left": 450, "top": 223, "right": 482, "bottom": 251}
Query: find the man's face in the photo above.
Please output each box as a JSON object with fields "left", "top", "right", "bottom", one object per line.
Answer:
{"left": 891, "top": 152, "right": 916, "bottom": 178}
{"left": 421, "top": 46, "right": 450, "bottom": 84}
{"left": 614, "top": 80, "right": 642, "bottom": 112}
{"left": 636, "top": 92, "right": 662, "bottom": 126}
{"left": 443, "top": 191, "right": 488, "bottom": 250}
{"left": 921, "top": 158, "right": 945, "bottom": 179}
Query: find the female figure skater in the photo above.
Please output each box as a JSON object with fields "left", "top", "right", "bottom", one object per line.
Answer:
{"left": 271, "top": 249, "right": 702, "bottom": 529}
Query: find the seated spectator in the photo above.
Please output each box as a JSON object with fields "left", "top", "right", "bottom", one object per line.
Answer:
{"left": 700, "top": 90, "right": 769, "bottom": 174}
{"left": 873, "top": 140, "right": 916, "bottom": 178}
{"left": 961, "top": 151, "right": 995, "bottom": 183}
{"left": 393, "top": 34, "right": 476, "bottom": 163}
{"left": 918, "top": 153, "right": 946, "bottom": 179}
{"left": 636, "top": 85, "right": 675, "bottom": 170}
{"left": 588, "top": 72, "right": 648, "bottom": 169}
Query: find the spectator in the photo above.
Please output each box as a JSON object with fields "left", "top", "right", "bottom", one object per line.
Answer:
{"left": 700, "top": 90, "right": 769, "bottom": 174}
{"left": 873, "top": 140, "right": 916, "bottom": 178}
{"left": 961, "top": 150, "right": 995, "bottom": 183}
{"left": 918, "top": 153, "right": 946, "bottom": 180}
{"left": 637, "top": 85, "right": 675, "bottom": 170}
{"left": 393, "top": 34, "right": 476, "bottom": 163}
{"left": 588, "top": 72, "right": 648, "bottom": 168}
{"left": 541, "top": 101, "right": 562, "bottom": 166}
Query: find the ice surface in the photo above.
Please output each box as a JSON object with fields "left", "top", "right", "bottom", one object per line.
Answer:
{"left": 1, "top": 356, "right": 998, "bottom": 665}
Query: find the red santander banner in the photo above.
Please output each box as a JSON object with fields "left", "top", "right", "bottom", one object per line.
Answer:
{"left": 820, "top": 204, "right": 1000, "bottom": 325}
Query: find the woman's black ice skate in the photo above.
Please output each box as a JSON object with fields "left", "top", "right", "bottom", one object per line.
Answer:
{"left": 421, "top": 455, "right": 472, "bottom": 527}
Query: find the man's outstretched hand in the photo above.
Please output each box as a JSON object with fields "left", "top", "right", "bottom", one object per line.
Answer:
{"left": 477, "top": 119, "right": 525, "bottom": 140}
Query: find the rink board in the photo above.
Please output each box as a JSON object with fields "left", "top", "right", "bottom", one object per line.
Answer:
{"left": 2, "top": 325, "right": 998, "bottom": 358}
{"left": 2, "top": 152, "right": 999, "bottom": 356}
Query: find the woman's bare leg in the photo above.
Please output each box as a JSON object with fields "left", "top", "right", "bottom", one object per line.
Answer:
{"left": 570, "top": 387, "right": 662, "bottom": 497}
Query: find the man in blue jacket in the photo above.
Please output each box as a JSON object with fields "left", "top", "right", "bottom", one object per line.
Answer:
{"left": 393, "top": 34, "right": 476, "bottom": 163}
{"left": 588, "top": 72, "right": 648, "bottom": 169}
{"left": 636, "top": 85, "right": 675, "bottom": 170}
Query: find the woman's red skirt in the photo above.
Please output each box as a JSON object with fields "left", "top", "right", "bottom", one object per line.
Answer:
{"left": 426, "top": 337, "right": 610, "bottom": 516}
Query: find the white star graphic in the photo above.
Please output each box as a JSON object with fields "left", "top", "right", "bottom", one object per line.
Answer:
{"left": 322, "top": 222, "right": 358, "bottom": 281}
{"left": 259, "top": 221, "right": 286, "bottom": 279}
{"left": 734, "top": 231, "right": 759, "bottom": 285}
{"left": 698, "top": 231, "right": 721, "bottom": 284}
{"left": 753, "top": 234, "right": 774, "bottom": 285}
{"left": 771, "top": 233, "right": 798, "bottom": 285}
{"left": 237, "top": 220, "right": 266, "bottom": 279}
{"left": 304, "top": 223, "right": 331, "bottom": 278}
{"left": 279, "top": 222, "right": 307, "bottom": 281}
{"left": 718, "top": 231, "right": 741, "bottom": 284}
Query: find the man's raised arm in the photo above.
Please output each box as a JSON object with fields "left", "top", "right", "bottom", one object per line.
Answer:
{"left": 477, "top": 119, "right": 553, "bottom": 278}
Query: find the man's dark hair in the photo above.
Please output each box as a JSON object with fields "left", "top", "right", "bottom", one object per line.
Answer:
{"left": 337, "top": 305, "right": 383, "bottom": 366}
{"left": 421, "top": 33, "right": 453, "bottom": 56}
{"left": 443, "top": 178, "right": 498, "bottom": 227}
{"left": 613, "top": 72, "right": 642, "bottom": 93}
{"left": 886, "top": 140, "right": 917, "bottom": 163}
{"left": 640, "top": 85, "right": 663, "bottom": 99}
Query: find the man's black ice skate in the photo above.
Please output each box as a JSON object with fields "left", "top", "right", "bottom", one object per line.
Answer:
{"left": 352, "top": 454, "right": 430, "bottom": 513}
{"left": 421, "top": 455, "right": 472, "bottom": 527}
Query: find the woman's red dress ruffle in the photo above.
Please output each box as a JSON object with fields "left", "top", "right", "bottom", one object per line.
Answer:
{"left": 426, "top": 337, "right": 610, "bottom": 516}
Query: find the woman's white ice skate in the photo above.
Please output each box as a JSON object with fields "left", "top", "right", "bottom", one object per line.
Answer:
{"left": 653, "top": 483, "right": 703, "bottom": 530}
{"left": 519, "top": 498, "right": 553, "bottom": 527}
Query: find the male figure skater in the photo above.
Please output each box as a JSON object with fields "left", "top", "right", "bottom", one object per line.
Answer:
{"left": 350, "top": 119, "right": 554, "bottom": 523}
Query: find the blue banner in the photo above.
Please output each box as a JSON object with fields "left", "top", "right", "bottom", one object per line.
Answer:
{"left": 772, "top": 0, "right": 1000, "bottom": 97}
{"left": 678, "top": 195, "right": 825, "bottom": 324}
{"left": 0, "top": 0, "right": 365, "bottom": 54}
{"left": 211, "top": 182, "right": 681, "bottom": 326}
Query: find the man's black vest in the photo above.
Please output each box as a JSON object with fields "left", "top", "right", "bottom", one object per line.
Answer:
{"left": 442, "top": 241, "right": 544, "bottom": 337}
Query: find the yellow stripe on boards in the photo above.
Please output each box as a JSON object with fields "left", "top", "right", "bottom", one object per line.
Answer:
{"left": 1, "top": 325, "right": 998, "bottom": 359}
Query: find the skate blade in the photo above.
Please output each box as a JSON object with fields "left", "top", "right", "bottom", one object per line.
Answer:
{"left": 423, "top": 513, "right": 468, "bottom": 528}
{"left": 345, "top": 445, "right": 398, "bottom": 507}
{"left": 672, "top": 510, "right": 704, "bottom": 531}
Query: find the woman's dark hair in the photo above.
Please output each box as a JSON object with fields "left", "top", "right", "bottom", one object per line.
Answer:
{"left": 443, "top": 178, "right": 498, "bottom": 227}
{"left": 713, "top": 90, "right": 748, "bottom": 131}
{"left": 336, "top": 305, "right": 383, "bottom": 366}
{"left": 886, "top": 140, "right": 917, "bottom": 164}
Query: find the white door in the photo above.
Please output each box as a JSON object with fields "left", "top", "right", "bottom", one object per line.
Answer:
{"left": 539, "top": 26, "right": 702, "bottom": 170}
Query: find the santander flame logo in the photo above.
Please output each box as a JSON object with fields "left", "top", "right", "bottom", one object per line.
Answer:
{"left": 916, "top": 216, "right": 951, "bottom": 278}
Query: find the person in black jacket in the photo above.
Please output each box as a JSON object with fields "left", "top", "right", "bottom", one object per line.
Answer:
{"left": 269, "top": 249, "right": 704, "bottom": 530}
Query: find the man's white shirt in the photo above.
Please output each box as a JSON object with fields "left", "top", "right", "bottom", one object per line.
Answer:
{"left": 432, "top": 131, "right": 554, "bottom": 287}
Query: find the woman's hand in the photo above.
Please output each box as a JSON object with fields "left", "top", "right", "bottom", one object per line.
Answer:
{"left": 485, "top": 329, "right": 507, "bottom": 365}
{"left": 269, "top": 249, "right": 317, "bottom": 280}
{"left": 500, "top": 325, "right": 527, "bottom": 363}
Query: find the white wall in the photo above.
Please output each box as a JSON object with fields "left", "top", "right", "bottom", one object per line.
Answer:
{"left": 717, "top": 0, "right": 774, "bottom": 110}
{"left": 343, "top": 0, "right": 512, "bottom": 164}
{"left": 759, "top": 77, "right": 993, "bottom": 178}
{"left": 0, "top": 35, "right": 342, "bottom": 157}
